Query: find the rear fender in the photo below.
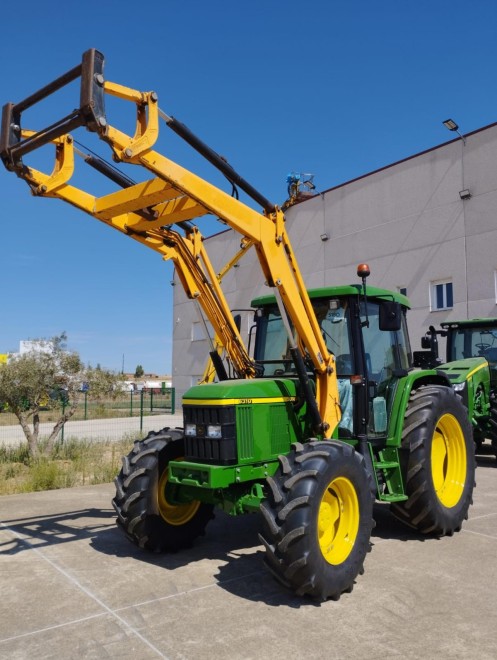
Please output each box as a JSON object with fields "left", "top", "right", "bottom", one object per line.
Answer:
{"left": 386, "top": 370, "right": 452, "bottom": 447}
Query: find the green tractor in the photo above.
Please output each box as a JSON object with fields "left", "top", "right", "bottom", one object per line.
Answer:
{"left": 0, "top": 49, "right": 479, "bottom": 601}
{"left": 114, "top": 280, "right": 476, "bottom": 600}
{"left": 415, "top": 319, "right": 497, "bottom": 457}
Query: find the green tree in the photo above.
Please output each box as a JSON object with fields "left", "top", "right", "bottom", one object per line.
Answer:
{"left": 134, "top": 364, "right": 144, "bottom": 378}
{"left": 0, "top": 333, "right": 124, "bottom": 457}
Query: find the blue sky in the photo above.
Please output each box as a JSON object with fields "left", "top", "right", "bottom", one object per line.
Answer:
{"left": 1, "top": 0, "right": 497, "bottom": 374}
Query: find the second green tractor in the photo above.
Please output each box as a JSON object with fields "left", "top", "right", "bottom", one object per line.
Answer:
{"left": 415, "top": 318, "right": 497, "bottom": 458}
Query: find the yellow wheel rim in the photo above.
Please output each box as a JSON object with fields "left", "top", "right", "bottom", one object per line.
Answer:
{"left": 158, "top": 464, "right": 201, "bottom": 526}
{"left": 318, "top": 476, "right": 359, "bottom": 565}
{"left": 431, "top": 413, "right": 467, "bottom": 508}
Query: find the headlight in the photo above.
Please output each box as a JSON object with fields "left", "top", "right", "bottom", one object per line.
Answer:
{"left": 185, "top": 423, "right": 197, "bottom": 436}
{"left": 207, "top": 424, "right": 222, "bottom": 439}
{"left": 453, "top": 383, "right": 466, "bottom": 392}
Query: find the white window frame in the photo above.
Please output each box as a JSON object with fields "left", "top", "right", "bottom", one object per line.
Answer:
{"left": 430, "top": 279, "right": 453, "bottom": 311}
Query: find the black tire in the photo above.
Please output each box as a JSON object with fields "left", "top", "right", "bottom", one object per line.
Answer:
{"left": 391, "top": 385, "right": 475, "bottom": 535}
{"left": 259, "top": 440, "right": 374, "bottom": 601}
{"left": 112, "top": 428, "right": 214, "bottom": 552}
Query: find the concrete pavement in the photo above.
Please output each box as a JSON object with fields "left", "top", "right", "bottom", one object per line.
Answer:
{"left": 0, "top": 451, "right": 496, "bottom": 659}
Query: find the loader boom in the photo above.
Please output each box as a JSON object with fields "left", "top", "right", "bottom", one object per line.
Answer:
{"left": 1, "top": 48, "right": 341, "bottom": 435}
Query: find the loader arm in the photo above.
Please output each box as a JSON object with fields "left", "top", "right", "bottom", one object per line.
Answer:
{"left": 0, "top": 48, "right": 341, "bottom": 435}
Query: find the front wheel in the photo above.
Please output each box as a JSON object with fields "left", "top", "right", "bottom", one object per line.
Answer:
{"left": 112, "top": 428, "right": 214, "bottom": 552}
{"left": 391, "top": 385, "right": 475, "bottom": 535}
{"left": 259, "top": 441, "right": 374, "bottom": 601}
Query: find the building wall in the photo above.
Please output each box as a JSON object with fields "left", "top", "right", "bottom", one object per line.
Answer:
{"left": 172, "top": 228, "right": 268, "bottom": 398}
{"left": 172, "top": 123, "right": 497, "bottom": 401}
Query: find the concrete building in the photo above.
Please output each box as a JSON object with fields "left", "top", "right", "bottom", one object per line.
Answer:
{"left": 172, "top": 122, "right": 497, "bottom": 400}
{"left": 18, "top": 340, "right": 54, "bottom": 355}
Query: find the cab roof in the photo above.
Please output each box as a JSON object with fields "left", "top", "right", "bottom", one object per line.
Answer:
{"left": 441, "top": 318, "right": 497, "bottom": 329}
{"left": 251, "top": 284, "right": 410, "bottom": 308}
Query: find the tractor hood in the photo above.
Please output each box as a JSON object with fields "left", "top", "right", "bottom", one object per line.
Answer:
{"left": 438, "top": 357, "right": 489, "bottom": 385}
{"left": 183, "top": 378, "right": 299, "bottom": 404}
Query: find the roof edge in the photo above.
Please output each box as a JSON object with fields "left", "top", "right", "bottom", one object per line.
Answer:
{"left": 310, "top": 120, "right": 497, "bottom": 200}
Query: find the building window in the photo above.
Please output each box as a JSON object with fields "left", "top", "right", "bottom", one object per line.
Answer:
{"left": 430, "top": 280, "right": 453, "bottom": 311}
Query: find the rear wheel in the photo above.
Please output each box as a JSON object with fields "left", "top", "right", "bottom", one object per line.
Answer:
{"left": 259, "top": 440, "right": 374, "bottom": 601}
{"left": 112, "top": 428, "right": 214, "bottom": 552}
{"left": 391, "top": 385, "right": 475, "bottom": 535}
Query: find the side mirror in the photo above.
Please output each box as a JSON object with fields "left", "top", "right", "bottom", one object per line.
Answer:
{"left": 379, "top": 301, "right": 402, "bottom": 332}
{"left": 421, "top": 335, "right": 431, "bottom": 349}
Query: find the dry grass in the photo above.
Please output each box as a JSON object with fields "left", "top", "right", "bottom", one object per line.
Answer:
{"left": 0, "top": 434, "right": 140, "bottom": 495}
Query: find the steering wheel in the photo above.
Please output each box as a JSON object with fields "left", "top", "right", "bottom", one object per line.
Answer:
{"left": 476, "top": 343, "right": 491, "bottom": 351}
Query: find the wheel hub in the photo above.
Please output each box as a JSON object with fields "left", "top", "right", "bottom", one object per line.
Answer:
{"left": 431, "top": 413, "right": 467, "bottom": 508}
{"left": 318, "top": 476, "right": 359, "bottom": 565}
{"left": 158, "top": 467, "right": 201, "bottom": 525}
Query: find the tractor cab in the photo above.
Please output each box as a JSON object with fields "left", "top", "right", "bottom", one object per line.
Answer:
{"left": 443, "top": 319, "right": 497, "bottom": 389}
{"left": 252, "top": 277, "right": 412, "bottom": 441}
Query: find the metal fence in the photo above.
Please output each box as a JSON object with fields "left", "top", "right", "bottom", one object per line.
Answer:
{"left": 0, "top": 389, "right": 179, "bottom": 447}
{"left": 70, "top": 389, "right": 176, "bottom": 421}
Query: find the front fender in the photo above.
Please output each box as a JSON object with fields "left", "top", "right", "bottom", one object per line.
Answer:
{"left": 437, "top": 357, "right": 490, "bottom": 421}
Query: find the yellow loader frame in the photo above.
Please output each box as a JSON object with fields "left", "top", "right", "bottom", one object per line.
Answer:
{"left": 1, "top": 49, "right": 340, "bottom": 436}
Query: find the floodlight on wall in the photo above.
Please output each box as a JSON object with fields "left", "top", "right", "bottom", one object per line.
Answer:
{"left": 442, "top": 118, "right": 466, "bottom": 144}
{"left": 320, "top": 233, "right": 329, "bottom": 242}
{"left": 443, "top": 119, "right": 459, "bottom": 131}
{"left": 459, "top": 189, "right": 472, "bottom": 200}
